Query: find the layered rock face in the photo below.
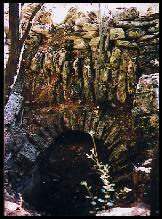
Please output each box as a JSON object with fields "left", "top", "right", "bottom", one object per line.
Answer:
{"left": 4, "top": 5, "right": 159, "bottom": 215}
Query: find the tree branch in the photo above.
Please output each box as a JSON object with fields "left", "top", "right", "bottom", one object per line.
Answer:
{"left": 19, "top": 3, "right": 44, "bottom": 50}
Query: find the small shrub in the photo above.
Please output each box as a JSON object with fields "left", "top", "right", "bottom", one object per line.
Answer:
{"left": 80, "top": 132, "right": 115, "bottom": 215}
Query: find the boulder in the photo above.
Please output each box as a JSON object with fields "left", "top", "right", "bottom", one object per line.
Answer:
{"left": 82, "top": 31, "right": 98, "bottom": 39}
{"left": 73, "top": 25, "right": 82, "bottom": 32}
{"left": 126, "top": 28, "right": 146, "bottom": 39}
{"left": 116, "top": 40, "right": 137, "bottom": 48}
{"left": 130, "top": 20, "right": 157, "bottom": 28}
{"left": 17, "top": 141, "right": 40, "bottom": 164}
{"left": 138, "top": 34, "right": 158, "bottom": 42}
{"left": 96, "top": 204, "right": 150, "bottom": 216}
{"left": 32, "top": 24, "right": 51, "bottom": 35}
{"left": 110, "top": 47, "right": 121, "bottom": 69}
{"left": 75, "top": 17, "right": 89, "bottom": 26}
{"left": 82, "top": 23, "right": 98, "bottom": 32}
{"left": 135, "top": 13, "right": 159, "bottom": 22}
{"left": 89, "top": 37, "right": 100, "bottom": 47}
{"left": 73, "top": 38, "right": 86, "bottom": 50}
{"left": 147, "top": 26, "right": 159, "bottom": 33}
{"left": 117, "top": 7, "right": 139, "bottom": 20}
{"left": 133, "top": 73, "right": 159, "bottom": 114}
{"left": 138, "top": 38, "right": 159, "bottom": 46}
{"left": 110, "top": 28, "right": 125, "bottom": 40}
{"left": 114, "top": 20, "right": 132, "bottom": 29}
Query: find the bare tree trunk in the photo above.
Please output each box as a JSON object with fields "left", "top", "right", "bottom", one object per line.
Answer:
{"left": 5, "top": 3, "right": 45, "bottom": 125}
{"left": 5, "top": 3, "right": 44, "bottom": 105}
{"left": 5, "top": 3, "right": 19, "bottom": 104}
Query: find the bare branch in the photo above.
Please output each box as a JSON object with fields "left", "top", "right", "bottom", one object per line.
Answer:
{"left": 19, "top": 3, "right": 44, "bottom": 50}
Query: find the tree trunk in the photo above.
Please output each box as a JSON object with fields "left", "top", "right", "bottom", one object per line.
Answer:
{"left": 5, "top": 3, "right": 19, "bottom": 104}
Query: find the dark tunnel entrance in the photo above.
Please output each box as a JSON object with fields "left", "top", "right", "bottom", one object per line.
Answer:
{"left": 22, "top": 130, "right": 108, "bottom": 216}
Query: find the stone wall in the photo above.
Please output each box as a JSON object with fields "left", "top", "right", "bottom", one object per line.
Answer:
{"left": 22, "top": 7, "right": 159, "bottom": 105}
{"left": 132, "top": 73, "right": 159, "bottom": 205}
{"left": 133, "top": 73, "right": 159, "bottom": 162}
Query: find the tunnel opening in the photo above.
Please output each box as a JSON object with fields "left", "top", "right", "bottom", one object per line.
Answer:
{"left": 21, "top": 130, "right": 109, "bottom": 216}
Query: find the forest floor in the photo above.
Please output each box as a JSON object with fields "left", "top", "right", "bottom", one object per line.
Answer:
{"left": 96, "top": 202, "right": 150, "bottom": 216}
{"left": 4, "top": 192, "right": 150, "bottom": 216}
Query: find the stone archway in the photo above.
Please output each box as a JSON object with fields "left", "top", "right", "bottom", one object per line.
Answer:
{"left": 6, "top": 105, "right": 135, "bottom": 215}
{"left": 19, "top": 130, "right": 106, "bottom": 216}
